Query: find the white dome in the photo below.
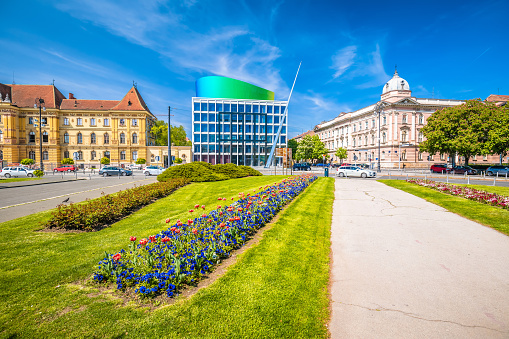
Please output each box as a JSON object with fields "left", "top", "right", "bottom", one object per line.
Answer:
{"left": 382, "top": 69, "right": 410, "bottom": 94}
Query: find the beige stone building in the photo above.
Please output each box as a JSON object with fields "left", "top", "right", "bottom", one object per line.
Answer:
{"left": 0, "top": 83, "right": 164, "bottom": 169}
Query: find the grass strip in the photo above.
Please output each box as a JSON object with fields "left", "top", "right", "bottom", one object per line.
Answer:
{"left": 0, "top": 177, "right": 41, "bottom": 183}
{"left": 380, "top": 179, "right": 509, "bottom": 236}
{"left": 0, "top": 176, "right": 334, "bottom": 338}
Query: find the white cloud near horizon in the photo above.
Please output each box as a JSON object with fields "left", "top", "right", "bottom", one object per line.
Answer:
{"left": 331, "top": 45, "right": 357, "bottom": 79}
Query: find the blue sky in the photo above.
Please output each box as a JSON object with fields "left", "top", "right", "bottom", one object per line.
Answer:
{"left": 1, "top": 0, "right": 508, "bottom": 138}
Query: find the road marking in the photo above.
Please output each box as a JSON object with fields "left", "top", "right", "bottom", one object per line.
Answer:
{"left": 0, "top": 178, "right": 154, "bottom": 210}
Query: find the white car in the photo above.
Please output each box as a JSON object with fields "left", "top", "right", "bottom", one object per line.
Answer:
{"left": 337, "top": 166, "right": 377, "bottom": 178}
{"left": 126, "top": 164, "right": 143, "bottom": 170}
{"left": 143, "top": 166, "right": 165, "bottom": 176}
{"left": 1, "top": 167, "right": 36, "bottom": 178}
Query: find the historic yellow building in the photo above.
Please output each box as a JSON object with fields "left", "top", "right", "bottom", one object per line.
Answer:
{"left": 0, "top": 83, "right": 162, "bottom": 169}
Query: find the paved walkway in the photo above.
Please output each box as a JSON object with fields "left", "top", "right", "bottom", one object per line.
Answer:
{"left": 330, "top": 178, "right": 509, "bottom": 338}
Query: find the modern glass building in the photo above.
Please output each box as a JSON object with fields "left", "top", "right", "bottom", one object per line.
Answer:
{"left": 192, "top": 76, "right": 288, "bottom": 166}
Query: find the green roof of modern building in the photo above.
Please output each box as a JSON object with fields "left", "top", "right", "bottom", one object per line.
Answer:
{"left": 195, "top": 76, "right": 275, "bottom": 100}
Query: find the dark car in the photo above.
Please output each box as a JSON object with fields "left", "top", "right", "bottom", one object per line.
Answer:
{"left": 486, "top": 166, "right": 509, "bottom": 176}
{"left": 99, "top": 166, "right": 133, "bottom": 177}
{"left": 293, "top": 163, "right": 311, "bottom": 171}
{"left": 450, "top": 165, "right": 477, "bottom": 175}
{"left": 430, "top": 164, "right": 451, "bottom": 173}
{"left": 53, "top": 165, "right": 77, "bottom": 172}
{"left": 314, "top": 163, "right": 330, "bottom": 167}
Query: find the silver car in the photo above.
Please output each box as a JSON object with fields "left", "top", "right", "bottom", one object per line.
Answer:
{"left": 337, "top": 166, "right": 377, "bottom": 178}
{"left": 143, "top": 166, "right": 165, "bottom": 176}
{"left": 1, "top": 167, "right": 36, "bottom": 178}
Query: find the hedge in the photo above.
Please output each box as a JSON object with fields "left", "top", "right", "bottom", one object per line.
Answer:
{"left": 157, "top": 162, "right": 262, "bottom": 182}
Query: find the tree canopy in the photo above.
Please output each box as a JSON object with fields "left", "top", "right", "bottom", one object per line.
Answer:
{"left": 295, "top": 135, "right": 329, "bottom": 162}
{"left": 287, "top": 139, "right": 298, "bottom": 160}
{"left": 335, "top": 147, "right": 348, "bottom": 162}
{"left": 419, "top": 99, "right": 508, "bottom": 165}
{"left": 151, "top": 121, "right": 192, "bottom": 146}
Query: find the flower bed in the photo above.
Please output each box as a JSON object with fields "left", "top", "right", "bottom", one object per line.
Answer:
{"left": 406, "top": 179, "right": 509, "bottom": 210}
{"left": 93, "top": 174, "right": 317, "bottom": 298}
{"left": 45, "top": 178, "right": 189, "bottom": 231}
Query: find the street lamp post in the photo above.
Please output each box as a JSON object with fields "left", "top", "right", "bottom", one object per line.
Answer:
{"left": 34, "top": 98, "right": 45, "bottom": 171}
{"left": 373, "top": 101, "right": 386, "bottom": 173}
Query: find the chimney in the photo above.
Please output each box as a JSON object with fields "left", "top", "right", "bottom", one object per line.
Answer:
{"left": 69, "top": 93, "right": 75, "bottom": 99}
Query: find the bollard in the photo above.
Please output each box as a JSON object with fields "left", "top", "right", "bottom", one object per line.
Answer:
{"left": 406, "top": 173, "right": 409, "bottom": 181}
{"left": 425, "top": 174, "right": 427, "bottom": 181}
{"left": 494, "top": 176, "right": 496, "bottom": 186}
{"left": 446, "top": 173, "right": 449, "bottom": 183}
{"left": 467, "top": 176, "right": 470, "bottom": 185}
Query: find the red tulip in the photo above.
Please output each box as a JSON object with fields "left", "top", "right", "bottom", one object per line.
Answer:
{"left": 201, "top": 205, "right": 205, "bottom": 210}
{"left": 129, "top": 236, "right": 136, "bottom": 242}
{"left": 192, "top": 228, "right": 198, "bottom": 235}
{"left": 139, "top": 238, "right": 148, "bottom": 246}
{"left": 165, "top": 218, "right": 171, "bottom": 223}
{"left": 112, "top": 253, "right": 121, "bottom": 261}
{"left": 149, "top": 235, "right": 156, "bottom": 242}
{"left": 194, "top": 204, "right": 200, "bottom": 208}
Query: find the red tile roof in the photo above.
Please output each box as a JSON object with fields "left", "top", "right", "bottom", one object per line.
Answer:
{"left": 8, "top": 84, "right": 66, "bottom": 108}
{"left": 60, "top": 99, "right": 119, "bottom": 110}
{"left": 486, "top": 94, "right": 509, "bottom": 103}
{"left": 111, "top": 86, "right": 151, "bottom": 113}
{"left": 292, "top": 130, "right": 315, "bottom": 140}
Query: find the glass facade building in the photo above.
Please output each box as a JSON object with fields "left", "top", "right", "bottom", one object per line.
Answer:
{"left": 192, "top": 76, "right": 288, "bottom": 166}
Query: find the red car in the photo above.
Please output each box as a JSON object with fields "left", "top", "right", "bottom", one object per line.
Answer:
{"left": 430, "top": 164, "right": 451, "bottom": 173}
{"left": 54, "top": 165, "right": 77, "bottom": 172}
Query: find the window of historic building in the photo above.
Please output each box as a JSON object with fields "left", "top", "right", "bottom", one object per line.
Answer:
{"left": 353, "top": 139, "right": 356, "bottom": 147}
{"left": 120, "top": 119, "right": 126, "bottom": 126}
{"left": 359, "top": 122, "right": 362, "bottom": 131}
{"left": 483, "top": 155, "right": 487, "bottom": 161}
{"left": 120, "top": 151, "right": 126, "bottom": 160}
{"left": 91, "top": 151, "right": 96, "bottom": 160}
{"left": 41, "top": 118, "right": 47, "bottom": 125}
{"left": 402, "top": 114, "right": 407, "bottom": 123}
{"left": 440, "top": 153, "right": 445, "bottom": 161}
{"left": 90, "top": 118, "right": 96, "bottom": 126}
{"left": 364, "top": 136, "right": 368, "bottom": 145}
{"left": 419, "top": 114, "right": 424, "bottom": 124}
{"left": 43, "top": 151, "right": 48, "bottom": 160}
{"left": 29, "top": 117, "right": 34, "bottom": 125}
{"left": 0, "top": 130, "right": 3, "bottom": 143}
{"left": 473, "top": 155, "right": 477, "bottom": 161}
{"left": 77, "top": 133, "right": 83, "bottom": 144}
{"left": 402, "top": 151, "right": 407, "bottom": 160}
{"left": 120, "top": 133, "right": 126, "bottom": 144}
{"left": 381, "top": 151, "right": 385, "bottom": 160}
{"left": 104, "top": 151, "right": 110, "bottom": 159}
{"left": 418, "top": 152, "right": 423, "bottom": 161}
{"left": 371, "top": 135, "right": 375, "bottom": 144}
{"left": 64, "top": 151, "right": 69, "bottom": 159}
{"left": 383, "top": 116, "right": 387, "bottom": 125}
{"left": 365, "top": 121, "right": 368, "bottom": 129}
{"left": 43, "top": 131, "right": 48, "bottom": 143}
{"left": 104, "top": 118, "right": 110, "bottom": 126}
{"left": 132, "top": 151, "right": 138, "bottom": 161}
{"left": 104, "top": 133, "right": 109, "bottom": 144}
{"left": 132, "top": 133, "right": 137, "bottom": 144}
{"left": 382, "top": 132, "right": 387, "bottom": 143}
{"left": 29, "top": 150, "right": 36, "bottom": 160}
{"left": 63, "top": 118, "right": 69, "bottom": 126}
{"left": 353, "top": 125, "right": 356, "bottom": 132}
{"left": 401, "top": 131, "right": 408, "bottom": 142}
{"left": 418, "top": 131, "right": 423, "bottom": 143}
{"left": 77, "top": 151, "right": 83, "bottom": 160}
{"left": 77, "top": 118, "right": 83, "bottom": 126}
{"left": 132, "top": 119, "right": 138, "bottom": 126}
{"left": 90, "top": 133, "right": 96, "bottom": 144}
{"left": 29, "top": 131, "right": 35, "bottom": 143}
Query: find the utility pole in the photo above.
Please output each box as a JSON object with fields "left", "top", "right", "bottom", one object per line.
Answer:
{"left": 167, "top": 106, "right": 172, "bottom": 168}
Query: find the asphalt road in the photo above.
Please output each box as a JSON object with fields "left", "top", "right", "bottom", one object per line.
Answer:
{"left": 330, "top": 179, "right": 509, "bottom": 338}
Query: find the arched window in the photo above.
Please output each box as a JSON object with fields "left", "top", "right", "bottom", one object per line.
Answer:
{"left": 104, "top": 133, "right": 110, "bottom": 144}
{"left": 77, "top": 133, "right": 83, "bottom": 144}
{"left": 43, "top": 131, "right": 48, "bottom": 143}
{"left": 132, "top": 133, "right": 137, "bottom": 144}
{"left": 120, "top": 151, "right": 126, "bottom": 160}
{"left": 402, "top": 150, "right": 407, "bottom": 160}
{"left": 90, "top": 133, "right": 96, "bottom": 144}
{"left": 29, "top": 150, "right": 36, "bottom": 160}
{"left": 120, "top": 133, "right": 126, "bottom": 144}
{"left": 64, "top": 151, "right": 69, "bottom": 159}
{"left": 29, "top": 131, "right": 36, "bottom": 143}
{"left": 364, "top": 136, "right": 368, "bottom": 145}
{"left": 63, "top": 132, "right": 69, "bottom": 144}
{"left": 43, "top": 151, "right": 48, "bottom": 160}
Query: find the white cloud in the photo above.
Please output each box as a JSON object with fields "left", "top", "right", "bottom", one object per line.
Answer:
{"left": 353, "top": 44, "right": 390, "bottom": 89}
{"left": 331, "top": 45, "right": 357, "bottom": 79}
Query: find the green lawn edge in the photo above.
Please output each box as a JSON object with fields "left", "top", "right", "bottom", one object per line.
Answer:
{"left": 0, "top": 177, "right": 41, "bottom": 183}
{"left": 379, "top": 179, "right": 509, "bottom": 236}
{"left": 0, "top": 175, "right": 334, "bottom": 338}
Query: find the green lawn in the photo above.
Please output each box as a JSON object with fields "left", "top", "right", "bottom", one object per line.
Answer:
{"left": 0, "top": 177, "right": 41, "bottom": 183}
{"left": 0, "top": 175, "right": 334, "bottom": 338}
{"left": 380, "top": 180, "right": 509, "bottom": 236}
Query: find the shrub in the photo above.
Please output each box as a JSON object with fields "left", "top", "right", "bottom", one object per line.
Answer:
{"left": 44, "top": 178, "right": 189, "bottom": 231}
{"left": 157, "top": 162, "right": 228, "bottom": 182}
{"left": 135, "top": 158, "right": 146, "bottom": 164}
{"left": 61, "top": 158, "right": 74, "bottom": 165}
{"left": 33, "top": 170, "right": 44, "bottom": 178}
{"left": 174, "top": 158, "right": 183, "bottom": 164}
{"left": 21, "top": 158, "right": 35, "bottom": 166}
{"left": 238, "top": 165, "right": 262, "bottom": 177}
{"left": 100, "top": 157, "right": 110, "bottom": 165}
{"left": 212, "top": 163, "right": 247, "bottom": 178}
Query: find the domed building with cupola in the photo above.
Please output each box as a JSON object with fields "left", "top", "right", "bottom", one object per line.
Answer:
{"left": 314, "top": 69, "right": 468, "bottom": 168}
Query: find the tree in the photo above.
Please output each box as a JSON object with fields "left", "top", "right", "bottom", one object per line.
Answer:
{"left": 295, "top": 135, "right": 314, "bottom": 161}
{"left": 485, "top": 104, "right": 509, "bottom": 164}
{"left": 100, "top": 157, "right": 110, "bottom": 166}
{"left": 335, "top": 147, "right": 348, "bottom": 163}
{"left": 61, "top": 158, "right": 74, "bottom": 165}
{"left": 21, "top": 158, "right": 35, "bottom": 166}
{"left": 419, "top": 99, "right": 496, "bottom": 166}
{"left": 312, "top": 135, "right": 329, "bottom": 162}
{"left": 135, "top": 158, "right": 146, "bottom": 165}
{"left": 151, "top": 121, "right": 192, "bottom": 146}
{"left": 287, "top": 139, "right": 298, "bottom": 160}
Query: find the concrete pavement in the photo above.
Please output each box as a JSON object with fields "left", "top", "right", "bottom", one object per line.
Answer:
{"left": 330, "top": 178, "right": 509, "bottom": 338}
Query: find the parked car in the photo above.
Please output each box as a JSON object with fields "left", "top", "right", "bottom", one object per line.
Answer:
{"left": 292, "top": 162, "right": 311, "bottom": 171}
{"left": 340, "top": 163, "right": 352, "bottom": 167}
{"left": 430, "top": 164, "right": 451, "bottom": 173}
{"left": 125, "top": 163, "right": 143, "bottom": 170}
{"left": 99, "top": 166, "right": 132, "bottom": 177}
{"left": 450, "top": 165, "right": 477, "bottom": 175}
{"left": 143, "top": 166, "right": 165, "bottom": 176}
{"left": 53, "top": 164, "right": 77, "bottom": 172}
{"left": 336, "top": 166, "right": 377, "bottom": 178}
{"left": 1, "top": 167, "right": 36, "bottom": 178}
{"left": 486, "top": 166, "right": 509, "bottom": 176}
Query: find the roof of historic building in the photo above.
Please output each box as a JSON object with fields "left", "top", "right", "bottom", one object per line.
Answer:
{"left": 292, "top": 130, "right": 315, "bottom": 140}
{"left": 111, "top": 86, "right": 151, "bottom": 113}
{"left": 2, "top": 84, "right": 67, "bottom": 108}
{"left": 486, "top": 94, "right": 509, "bottom": 106}
{"left": 382, "top": 69, "right": 410, "bottom": 94}
{"left": 60, "top": 99, "right": 119, "bottom": 110}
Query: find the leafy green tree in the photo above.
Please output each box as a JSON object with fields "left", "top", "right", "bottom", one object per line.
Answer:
{"left": 419, "top": 99, "right": 496, "bottom": 166}
{"left": 485, "top": 104, "right": 509, "bottom": 164}
{"left": 312, "top": 135, "right": 329, "bottom": 162}
{"left": 287, "top": 139, "right": 298, "bottom": 159}
{"left": 61, "top": 158, "right": 74, "bottom": 165}
{"left": 335, "top": 147, "right": 348, "bottom": 163}
{"left": 135, "top": 158, "right": 146, "bottom": 165}
{"left": 21, "top": 158, "right": 35, "bottom": 166}
{"left": 295, "top": 135, "right": 314, "bottom": 161}
{"left": 151, "top": 121, "right": 192, "bottom": 146}
{"left": 100, "top": 157, "right": 110, "bottom": 166}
